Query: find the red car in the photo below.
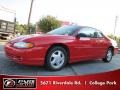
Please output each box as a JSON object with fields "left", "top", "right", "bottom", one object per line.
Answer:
{"left": 5, "top": 25, "right": 118, "bottom": 70}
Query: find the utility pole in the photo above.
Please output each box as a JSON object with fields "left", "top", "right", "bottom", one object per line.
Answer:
{"left": 114, "top": 16, "right": 118, "bottom": 35}
{"left": 27, "top": 0, "right": 34, "bottom": 34}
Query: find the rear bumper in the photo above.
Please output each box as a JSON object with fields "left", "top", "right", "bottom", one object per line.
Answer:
{"left": 118, "top": 49, "right": 120, "bottom": 54}
{"left": 114, "top": 47, "right": 119, "bottom": 55}
{"left": 4, "top": 43, "right": 48, "bottom": 66}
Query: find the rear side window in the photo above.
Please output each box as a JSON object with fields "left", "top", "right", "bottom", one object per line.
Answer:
{"left": 97, "top": 31, "right": 104, "bottom": 38}
{"left": 78, "top": 27, "right": 97, "bottom": 38}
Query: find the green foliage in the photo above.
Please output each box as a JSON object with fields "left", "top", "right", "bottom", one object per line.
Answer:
{"left": 108, "top": 34, "right": 120, "bottom": 44}
{"left": 15, "top": 22, "right": 28, "bottom": 34}
{"left": 37, "top": 15, "right": 61, "bottom": 33}
{"left": 29, "top": 24, "right": 36, "bottom": 34}
{"left": 15, "top": 22, "right": 35, "bottom": 34}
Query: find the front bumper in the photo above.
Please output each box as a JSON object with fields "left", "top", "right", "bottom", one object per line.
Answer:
{"left": 4, "top": 43, "right": 48, "bottom": 66}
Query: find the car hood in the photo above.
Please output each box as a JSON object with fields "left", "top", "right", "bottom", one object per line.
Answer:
{"left": 9, "top": 34, "right": 72, "bottom": 43}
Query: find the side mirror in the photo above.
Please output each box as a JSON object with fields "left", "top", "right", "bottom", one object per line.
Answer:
{"left": 76, "top": 34, "right": 80, "bottom": 39}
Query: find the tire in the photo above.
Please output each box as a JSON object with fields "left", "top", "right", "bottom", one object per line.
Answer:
{"left": 102, "top": 48, "right": 113, "bottom": 62}
{"left": 45, "top": 46, "right": 68, "bottom": 70}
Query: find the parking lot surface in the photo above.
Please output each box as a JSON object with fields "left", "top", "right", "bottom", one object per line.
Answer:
{"left": 0, "top": 44, "right": 120, "bottom": 76}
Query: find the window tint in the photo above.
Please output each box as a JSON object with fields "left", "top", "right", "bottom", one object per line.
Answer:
{"left": 78, "top": 27, "right": 97, "bottom": 38}
{"left": 47, "top": 25, "right": 80, "bottom": 35}
{"left": 97, "top": 31, "right": 104, "bottom": 38}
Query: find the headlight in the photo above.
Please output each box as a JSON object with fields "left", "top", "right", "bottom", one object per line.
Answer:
{"left": 13, "top": 42, "right": 34, "bottom": 49}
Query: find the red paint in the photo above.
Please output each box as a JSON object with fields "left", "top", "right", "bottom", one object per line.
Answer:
{"left": 4, "top": 26, "right": 118, "bottom": 66}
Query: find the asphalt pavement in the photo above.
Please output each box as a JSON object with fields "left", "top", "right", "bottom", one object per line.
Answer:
{"left": 0, "top": 44, "right": 120, "bottom": 76}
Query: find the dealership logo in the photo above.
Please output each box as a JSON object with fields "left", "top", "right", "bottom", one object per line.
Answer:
{"left": 4, "top": 79, "right": 15, "bottom": 88}
{"left": 3, "top": 78, "right": 36, "bottom": 89}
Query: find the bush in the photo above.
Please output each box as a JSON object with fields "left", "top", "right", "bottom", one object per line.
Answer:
{"left": 108, "top": 34, "right": 120, "bottom": 44}
{"left": 16, "top": 22, "right": 36, "bottom": 35}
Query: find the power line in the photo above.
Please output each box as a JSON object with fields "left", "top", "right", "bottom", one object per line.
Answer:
{"left": 0, "top": 5, "right": 16, "bottom": 23}
{"left": 0, "top": 5, "right": 16, "bottom": 13}
{"left": 0, "top": 8, "right": 15, "bottom": 14}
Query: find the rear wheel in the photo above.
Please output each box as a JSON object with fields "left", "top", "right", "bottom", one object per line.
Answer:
{"left": 103, "top": 48, "right": 113, "bottom": 62}
{"left": 45, "top": 46, "right": 68, "bottom": 70}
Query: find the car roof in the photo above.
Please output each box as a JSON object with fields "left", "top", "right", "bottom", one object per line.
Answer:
{"left": 79, "top": 26, "right": 101, "bottom": 32}
{"left": 66, "top": 25, "right": 102, "bottom": 32}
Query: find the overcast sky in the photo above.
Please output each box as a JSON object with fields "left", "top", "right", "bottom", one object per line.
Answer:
{"left": 0, "top": 0, "right": 120, "bottom": 35}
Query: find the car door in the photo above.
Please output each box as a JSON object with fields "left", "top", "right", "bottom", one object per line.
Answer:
{"left": 89, "top": 30, "right": 102, "bottom": 58}
{"left": 95, "top": 31, "right": 108, "bottom": 58}
{"left": 89, "top": 30, "right": 108, "bottom": 58}
{"left": 74, "top": 27, "right": 96, "bottom": 60}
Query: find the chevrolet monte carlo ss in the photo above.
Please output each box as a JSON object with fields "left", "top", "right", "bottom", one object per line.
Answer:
{"left": 5, "top": 25, "right": 118, "bottom": 70}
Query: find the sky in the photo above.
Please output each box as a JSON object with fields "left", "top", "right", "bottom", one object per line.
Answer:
{"left": 0, "top": 0, "right": 120, "bottom": 36}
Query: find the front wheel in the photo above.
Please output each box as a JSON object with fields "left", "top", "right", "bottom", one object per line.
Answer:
{"left": 102, "top": 48, "right": 113, "bottom": 62}
{"left": 45, "top": 46, "right": 68, "bottom": 70}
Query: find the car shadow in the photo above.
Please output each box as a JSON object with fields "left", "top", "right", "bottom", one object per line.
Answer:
{"left": 0, "top": 57, "right": 104, "bottom": 76}
{"left": 1, "top": 52, "right": 119, "bottom": 76}
{"left": 68, "top": 59, "right": 103, "bottom": 66}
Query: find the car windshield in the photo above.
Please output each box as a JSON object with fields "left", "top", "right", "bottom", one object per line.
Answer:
{"left": 47, "top": 25, "right": 80, "bottom": 35}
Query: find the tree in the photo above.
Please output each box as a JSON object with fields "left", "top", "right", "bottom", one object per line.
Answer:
{"left": 37, "top": 15, "right": 61, "bottom": 33}
{"left": 29, "top": 24, "right": 36, "bottom": 34}
{"left": 15, "top": 22, "right": 35, "bottom": 34}
{"left": 15, "top": 22, "right": 28, "bottom": 34}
